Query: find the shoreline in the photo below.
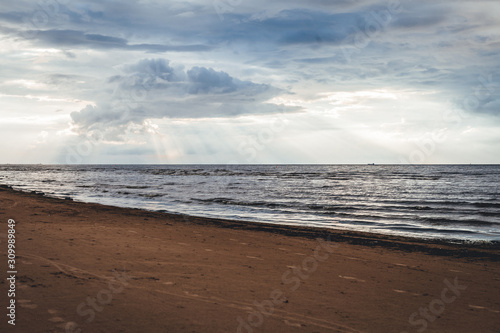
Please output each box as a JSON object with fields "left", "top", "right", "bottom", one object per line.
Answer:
{"left": 2, "top": 164, "right": 499, "bottom": 244}
{"left": 1, "top": 185, "right": 499, "bottom": 332}
{"left": 2, "top": 185, "right": 499, "bottom": 258}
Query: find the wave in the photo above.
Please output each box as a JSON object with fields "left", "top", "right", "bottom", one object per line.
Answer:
{"left": 417, "top": 216, "right": 498, "bottom": 226}
{"left": 138, "top": 193, "right": 164, "bottom": 198}
{"left": 192, "top": 197, "right": 290, "bottom": 208}
{"left": 191, "top": 196, "right": 499, "bottom": 215}
{"left": 384, "top": 225, "right": 478, "bottom": 234}
{"left": 472, "top": 202, "right": 500, "bottom": 209}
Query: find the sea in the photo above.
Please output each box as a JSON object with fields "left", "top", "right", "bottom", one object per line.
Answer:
{"left": 1, "top": 164, "right": 499, "bottom": 242}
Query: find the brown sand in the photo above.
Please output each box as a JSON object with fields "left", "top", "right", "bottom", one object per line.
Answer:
{"left": 0, "top": 186, "right": 499, "bottom": 333}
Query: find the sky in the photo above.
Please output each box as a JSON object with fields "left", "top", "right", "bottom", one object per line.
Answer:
{"left": 0, "top": 0, "right": 499, "bottom": 164}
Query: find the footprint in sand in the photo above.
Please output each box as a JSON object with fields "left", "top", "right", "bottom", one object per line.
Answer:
{"left": 18, "top": 299, "right": 38, "bottom": 309}
{"left": 0, "top": 199, "right": 18, "bottom": 209}
{"left": 284, "top": 319, "right": 302, "bottom": 327}
{"left": 48, "top": 317, "right": 65, "bottom": 323}
{"left": 184, "top": 291, "right": 199, "bottom": 297}
{"left": 246, "top": 256, "right": 264, "bottom": 261}
{"left": 338, "top": 275, "right": 366, "bottom": 283}
{"left": 393, "top": 289, "right": 420, "bottom": 296}
{"left": 469, "top": 305, "right": 500, "bottom": 313}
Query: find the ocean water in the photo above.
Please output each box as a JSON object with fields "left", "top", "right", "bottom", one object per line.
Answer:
{"left": 1, "top": 164, "right": 499, "bottom": 242}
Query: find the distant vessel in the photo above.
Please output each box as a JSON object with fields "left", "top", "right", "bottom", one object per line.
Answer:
{"left": 368, "top": 163, "right": 375, "bottom": 165}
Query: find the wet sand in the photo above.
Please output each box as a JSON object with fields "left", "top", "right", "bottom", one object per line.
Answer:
{"left": 0, "top": 186, "right": 499, "bottom": 332}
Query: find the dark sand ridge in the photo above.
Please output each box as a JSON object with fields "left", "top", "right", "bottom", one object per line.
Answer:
{"left": 0, "top": 186, "right": 499, "bottom": 332}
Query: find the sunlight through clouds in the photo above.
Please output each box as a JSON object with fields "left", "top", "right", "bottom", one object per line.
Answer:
{"left": 0, "top": 0, "right": 499, "bottom": 163}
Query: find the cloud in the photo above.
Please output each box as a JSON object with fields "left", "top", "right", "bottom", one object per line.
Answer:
{"left": 390, "top": 7, "right": 447, "bottom": 29}
{"left": 70, "top": 58, "right": 297, "bottom": 132}
{"left": 201, "top": 9, "right": 360, "bottom": 48}
{"left": 25, "top": 29, "right": 211, "bottom": 52}
{"left": 45, "top": 74, "right": 85, "bottom": 85}
{"left": 187, "top": 67, "right": 238, "bottom": 94}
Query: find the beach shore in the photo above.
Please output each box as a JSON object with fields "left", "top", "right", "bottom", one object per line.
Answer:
{"left": 0, "top": 186, "right": 499, "bottom": 333}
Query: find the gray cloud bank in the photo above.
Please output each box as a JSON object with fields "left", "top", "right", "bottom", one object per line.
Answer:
{"left": 28, "top": 29, "right": 211, "bottom": 52}
{"left": 70, "top": 58, "right": 297, "bottom": 131}
{"left": 1, "top": 0, "right": 499, "bottom": 138}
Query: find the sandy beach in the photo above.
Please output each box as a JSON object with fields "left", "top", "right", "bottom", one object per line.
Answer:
{"left": 0, "top": 186, "right": 499, "bottom": 333}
